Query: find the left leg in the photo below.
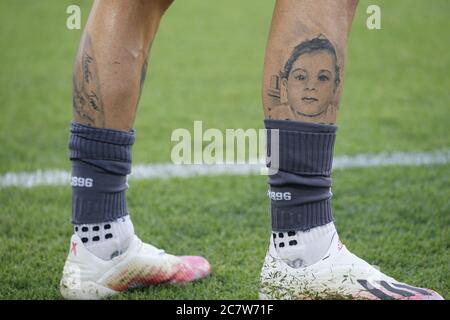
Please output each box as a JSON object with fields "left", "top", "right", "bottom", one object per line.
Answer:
{"left": 61, "top": 0, "right": 210, "bottom": 300}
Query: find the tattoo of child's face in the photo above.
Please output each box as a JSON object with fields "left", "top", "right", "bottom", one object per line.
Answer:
{"left": 268, "top": 37, "right": 340, "bottom": 120}
{"left": 283, "top": 51, "right": 336, "bottom": 117}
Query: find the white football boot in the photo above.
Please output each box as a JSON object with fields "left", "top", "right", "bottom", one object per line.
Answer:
{"left": 60, "top": 234, "right": 211, "bottom": 300}
{"left": 259, "top": 232, "right": 443, "bottom": 300}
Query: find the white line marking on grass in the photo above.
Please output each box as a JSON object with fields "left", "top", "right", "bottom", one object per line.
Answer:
{"left": 1, "top": 149, "right": 449, "bottom": 188}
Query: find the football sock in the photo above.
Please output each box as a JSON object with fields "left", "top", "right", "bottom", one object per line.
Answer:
{"left": 69, "top": 122, "right": 136, "bottom": 259}
{"left": 265, "top": 119, "right": 337, "bottom": 267}
{"left": 74, "top": 215, "right": 135, "bottom": 260}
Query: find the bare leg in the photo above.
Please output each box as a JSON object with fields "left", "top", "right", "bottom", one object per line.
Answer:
{"left": 72, "top": 0, "right": 173, "bottom": 131}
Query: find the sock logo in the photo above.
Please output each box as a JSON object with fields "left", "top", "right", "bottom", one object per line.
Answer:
{"left": 71, "top": 176, "right": 94, "bottom": 188}
{"left": 268, "top": 190, "right": 292, "bottom": 201}
{"left": 71, "top": 241, "right": 78, "bottom": 256}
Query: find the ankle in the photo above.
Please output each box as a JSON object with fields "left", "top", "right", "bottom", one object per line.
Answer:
{"left": 273, "top": 222, "right": 336, "bottom": 268}
{"left": 74, "top": 215, "right": 134, "bottom": 260}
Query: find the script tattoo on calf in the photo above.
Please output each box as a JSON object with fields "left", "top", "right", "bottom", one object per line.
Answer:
{"left": 72, "top": 33, "right": 105, "bottom": 127}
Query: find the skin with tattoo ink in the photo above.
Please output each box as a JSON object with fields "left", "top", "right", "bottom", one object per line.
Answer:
{"left": 72, "top": 33, "right": 105, "bottom": 127}
{"left": 268, "top": 37, "right": 340, "bottom": 123}
{"left": 285, "top": 50, "right": 337, "bottom": 117}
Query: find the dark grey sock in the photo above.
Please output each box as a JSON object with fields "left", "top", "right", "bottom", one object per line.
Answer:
{"left": 265, "top": 119, "right": 337, "bottom": 231}
{"left": 69, "top": 122, "right": 135, "bottom": 224}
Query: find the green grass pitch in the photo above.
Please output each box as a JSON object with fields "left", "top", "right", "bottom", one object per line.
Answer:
{"left": 0, "top": 0, "right": 448, "bottom": 299}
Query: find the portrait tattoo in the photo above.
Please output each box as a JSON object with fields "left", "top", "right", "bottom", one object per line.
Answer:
{"left": 267, "top": 36, "right": 340, "bottom": 120}
{"left": 72, "top": 33, "right": 105, "bottom": 127}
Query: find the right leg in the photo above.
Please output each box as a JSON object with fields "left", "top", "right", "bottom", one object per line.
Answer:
{"left": 259, "top": 0, "right": 442, "bottom": 300}
{"left": 61, "top": 0, "right": 210, "bottom": 300}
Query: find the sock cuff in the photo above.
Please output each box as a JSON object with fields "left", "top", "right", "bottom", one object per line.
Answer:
{"left": 271, "top": 198, "right": 333, "bottom": 231}
{"left": 70, "top": 122, "right": 136, "bottom": 145}
{"left": 264, "top": 119, "right": 337, "bottom": 133}
{"left": 268, "top": 170, "right": 332, "bottom": 187}
{"left": 69, "top": 122, "right": 135, "bottom": 162}
{"left": 72, "top": 189, "right": 128, "bottom": 224}
{"left": 265, "top": 119, "right": 336, "bottom": 176}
